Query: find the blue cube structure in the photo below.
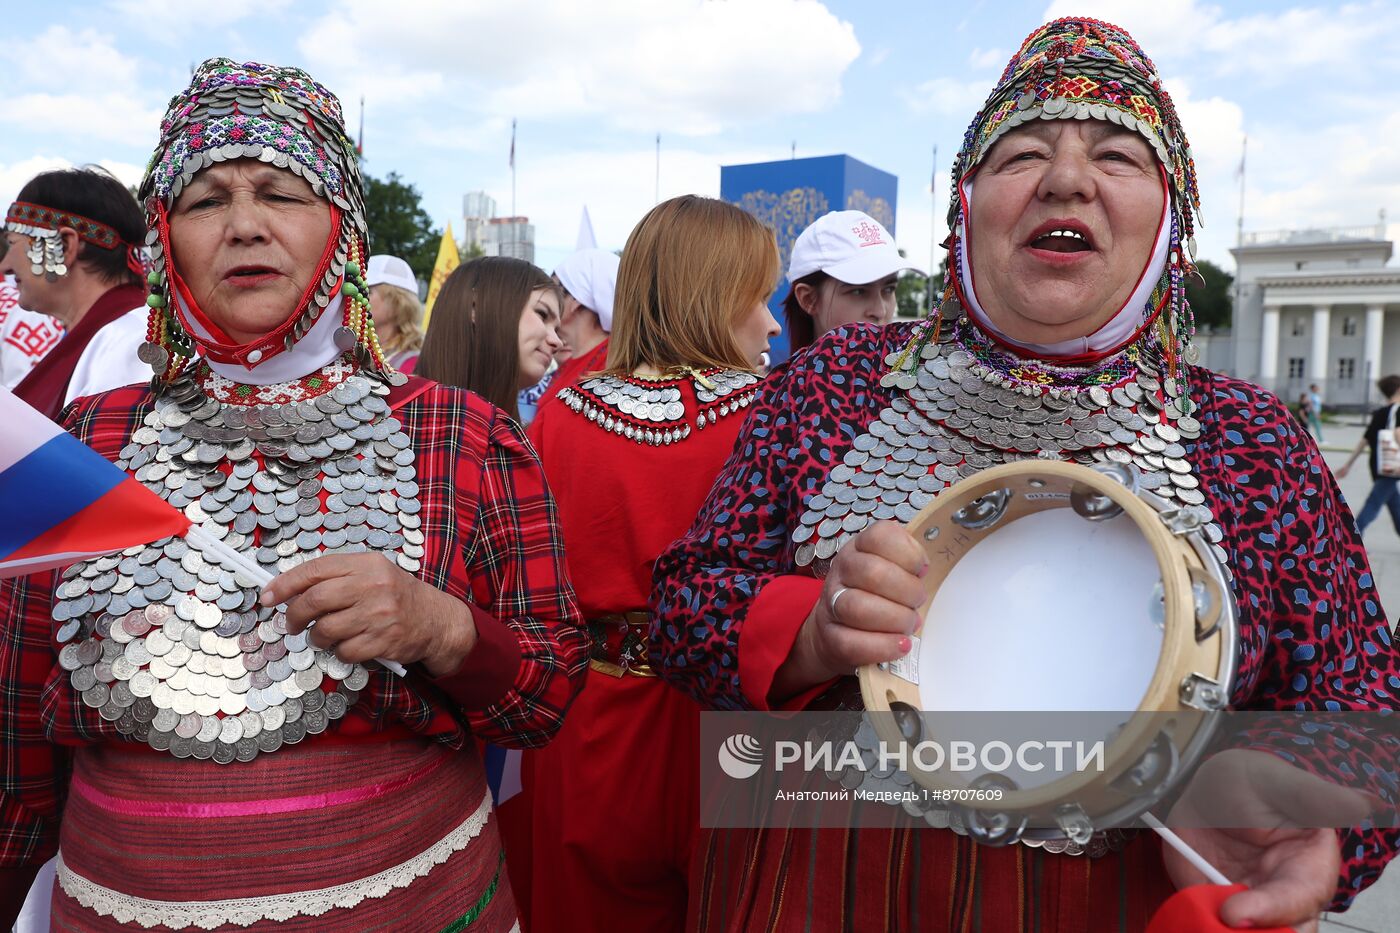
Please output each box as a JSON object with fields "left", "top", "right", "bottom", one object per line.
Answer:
{"left": 721, "top": 154, "right": 899, "bottom": 364}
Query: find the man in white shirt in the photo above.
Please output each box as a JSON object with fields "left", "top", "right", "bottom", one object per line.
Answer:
{"left": 0, "top": 280, "right": 63, "bottom": 389}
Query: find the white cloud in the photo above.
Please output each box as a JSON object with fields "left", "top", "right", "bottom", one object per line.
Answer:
{"left": 903, "top": 76, "right": 989, "bottom": 116}
{"left": 0, "top": 93, "right": 163, "bottom": 146}
{"left": 0, "top": 26, "right": 163, "bottom": 144}
{"left": 1197, "top": 4, "right": 1395, "bottom": 80}
{"left": 459, "top": 144, "right": 775, "bottom": 270}
{"left": 968, "top": 47, "right": 1006, "bottom": 69}
{"left": 4, "top": 26, "right": 139, "bottom": 88}
{"left": 298, "top": 0, "right": 860, "bottom": 136}
{"left": 107, "top": 0, "right": 281, "bottom": 30}
{"left": 1039, "top": 0, "right": 1400, "bottom": 79}
{"left": 0, "top": 157, "right": 146, "bottom": 208}
{"left": 1242, "top": 111, "right": 1400, "bottom": 235}
{"left": 1161, "top": 77, "right": 1246, "bottom": 229}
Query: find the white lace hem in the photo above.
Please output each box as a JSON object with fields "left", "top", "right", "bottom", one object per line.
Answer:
{"left": 56, "top": 791, "right": 495, "bottom": 929}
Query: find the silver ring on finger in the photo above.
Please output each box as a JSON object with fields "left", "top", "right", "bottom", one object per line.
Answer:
{"left": 828, "top": 585, "right": 852, "bottom": 623}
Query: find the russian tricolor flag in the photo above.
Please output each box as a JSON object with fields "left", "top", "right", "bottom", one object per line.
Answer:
{"left": 0, "top": 387, "right": 191, "bottom": 579}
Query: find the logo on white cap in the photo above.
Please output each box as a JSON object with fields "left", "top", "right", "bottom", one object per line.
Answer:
{"left": 851, "top": 221, "right": 888, "bottom": 248}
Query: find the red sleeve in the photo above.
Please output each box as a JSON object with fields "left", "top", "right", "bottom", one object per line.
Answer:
{"left": 737, "top": 575, "right": 832, "bottom": 711}
{"left": 457, "top": 411, "right": 588, "bottom": 748}
{"left": 432, "top": 604, "right": 523, "bottom": 710}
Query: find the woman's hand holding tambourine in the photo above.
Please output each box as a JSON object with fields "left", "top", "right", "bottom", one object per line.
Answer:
{"left": 773, "top": 521, "right": 927, "bottom": 703}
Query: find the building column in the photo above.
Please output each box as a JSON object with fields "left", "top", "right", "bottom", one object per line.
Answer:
{"left": 1260, "top": 305, "right": 1280, "bottom": 383}
{"left": 1310, "top": 304, "right": 1331, "bottom": 386}
{"left": 1365, "top": 304, "right": 1385, "bottom": 387}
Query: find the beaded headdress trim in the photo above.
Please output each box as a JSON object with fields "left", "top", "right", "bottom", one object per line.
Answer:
{"left": 136, "top": 59, "right": 395, "bottom": 384}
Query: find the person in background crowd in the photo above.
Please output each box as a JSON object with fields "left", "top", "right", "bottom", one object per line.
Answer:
{"left": 518, "top": 195, "right": 780, "bottom": 933}
{"left": 1337, "top": 374, "right": 1400, "bottom": 535}
{"left": 0, "top": 59, "right": 586, "bottom": 931}
{"left": 417, "top": 255, "right": 563, "bottom": 421}
{"left": 516, "top": 357, "right": 557, "bottom": 426}
{"left": 517, "top": 248, "right": 619, "bottom": 424}
{"left": 652, "top": 18, "right": 1397, "bottom": 932}
{"left": 0, "top": 278, "right": 62, "bottom": 389}
{"left": 1296, "top": 389, "right": 1314, "bottom": 429}
{"left": 366, "top": 254, "right": 424, "bottom": 373}
{"left": 781, "top": 210, "right": 923, "bottom": 356}
{"left": 0, "top": 167, "right": 149, "bottom": 418}
{"left": 1307, "top": 381, "right": 1326, "bottom": 441}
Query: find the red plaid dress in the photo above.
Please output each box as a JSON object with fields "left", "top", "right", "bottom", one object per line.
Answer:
{"left": 0, "top": 371, "right": 588, "bottom": 928}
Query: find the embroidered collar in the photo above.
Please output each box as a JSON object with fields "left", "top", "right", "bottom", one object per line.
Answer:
{"left": 557, "top": 368, "right": 761, "bottom": 446}
{"left": 197, "top": 355, "right": 357, "bottom": 406}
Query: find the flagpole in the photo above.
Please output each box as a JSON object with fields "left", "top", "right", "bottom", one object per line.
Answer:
{"left": 655, "top": 133, "right": 661, "bottom": 204}
{"left": 1233, "top": 134, "right": 1247, "bottom": 334}
{"left": 510, "top": 118, "right": 518, "bottom": 257}
{"left": 185, "top": 524, "right": 408, "bottom": 676}
{"left": 357, "top": 95, "right": 364, "bottom": 157}
{"left": 1235, "top": 134, "right": 1247, "bottom": 249}
{"left": 927, "top": 143, "right": 938, "bottom": 316}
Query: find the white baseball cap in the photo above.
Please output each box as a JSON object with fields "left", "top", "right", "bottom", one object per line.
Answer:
{"left": 554, "top": 248, "right": 621, "bottom": 332}
{"left": 787, "top": 211, "right": 925, "bottom": 284}
{"left": 366, "top": 254, "right": 418, "bottom": 294}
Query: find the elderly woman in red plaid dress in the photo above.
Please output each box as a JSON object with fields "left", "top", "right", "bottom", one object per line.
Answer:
{"left": 0, "top": 59, "right": 586, "bottom": 932}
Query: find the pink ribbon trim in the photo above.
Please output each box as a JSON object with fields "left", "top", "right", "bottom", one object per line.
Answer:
{"left": 70, "top": 751, "right": 451, "bottom": 819}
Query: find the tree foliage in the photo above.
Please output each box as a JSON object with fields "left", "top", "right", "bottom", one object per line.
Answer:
{"left": 1186, "top": 258, "right": 1234, "bottom": 331}
{"left": 895, "top": 254, "right": 948, "bottom": 319}
{"left": 363, "top": 172, "right": 440, "bottom": 284}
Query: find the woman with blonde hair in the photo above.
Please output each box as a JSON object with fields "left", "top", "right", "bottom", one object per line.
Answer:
{"left": 517, "top": 195, "right": 780, "bottom": 932}
{"left": 365, "top": 254, "right": 425, "bottom": 371}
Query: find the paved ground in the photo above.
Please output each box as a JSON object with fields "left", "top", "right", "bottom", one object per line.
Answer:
{"left": 1313, "top": 419, "right": 1399, "bottom": 932}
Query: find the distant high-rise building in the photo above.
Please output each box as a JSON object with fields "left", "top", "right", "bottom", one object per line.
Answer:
{"left": 462, "top": 190, "right": 497, "bottom": 252}
{"left": 484, "top": 216, "right": 535, "bottom": 263}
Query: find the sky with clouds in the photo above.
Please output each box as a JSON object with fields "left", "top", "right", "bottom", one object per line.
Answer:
{"left": 5, "top": 0, "right": 1398, "bottom": 276}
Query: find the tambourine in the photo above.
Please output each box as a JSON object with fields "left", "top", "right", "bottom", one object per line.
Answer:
{"left": 858, "top": 459, "right": 1237, "bottom": 847}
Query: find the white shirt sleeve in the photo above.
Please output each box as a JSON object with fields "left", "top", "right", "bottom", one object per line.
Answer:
{"left": 65, "top": 306, "right": 152, "bottom": 406}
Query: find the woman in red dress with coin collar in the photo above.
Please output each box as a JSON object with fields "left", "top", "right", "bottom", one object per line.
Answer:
{"left": 518, "top": 195, "right": 780, "bottom": 932}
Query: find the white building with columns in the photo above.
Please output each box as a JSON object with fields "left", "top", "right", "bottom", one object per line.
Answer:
{"left": 1228, "top": 221, "right": 1400, "bottom": 408}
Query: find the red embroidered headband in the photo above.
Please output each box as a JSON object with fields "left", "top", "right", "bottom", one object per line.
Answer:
{"left": 6, "top": 201, "right": 126, "bottom": 249}
{"left": 4, "top": 200, "right": 144, "bottom": 277}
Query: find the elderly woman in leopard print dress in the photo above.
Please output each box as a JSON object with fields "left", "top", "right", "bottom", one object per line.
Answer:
{"left": 652, "top": 18, "right": 1398, "bottom": 933}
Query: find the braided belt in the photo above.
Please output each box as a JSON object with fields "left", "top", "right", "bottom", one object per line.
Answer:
{"left": 586, "top": 611, "right": 656, "bottom": 677}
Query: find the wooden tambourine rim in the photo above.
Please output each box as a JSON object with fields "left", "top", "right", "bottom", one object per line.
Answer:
{"left": 858, "top": 459, "right": 1225, "bottom": 814}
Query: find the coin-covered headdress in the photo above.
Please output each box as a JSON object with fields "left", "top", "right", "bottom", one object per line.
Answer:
{"left": 137, "top": 59, "right": 396, "bottom": 383}
{"left": 939, "top": 18, "right": 1203, "bottom": 375}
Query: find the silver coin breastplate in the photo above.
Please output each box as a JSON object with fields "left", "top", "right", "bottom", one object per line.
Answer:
{"left": 51, "top": 362, "right": 424, "bottom": 764}
{"left": 793, "top": 330, "right": 1230, "bottom": 578}
{"left": 794, "top": 329, "right": 1235, "bottom": 855}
